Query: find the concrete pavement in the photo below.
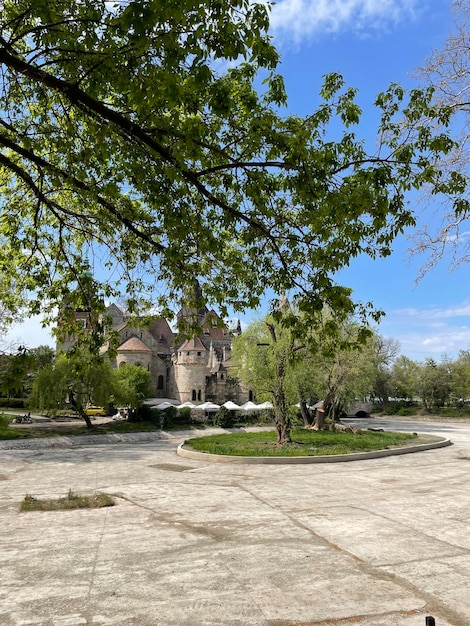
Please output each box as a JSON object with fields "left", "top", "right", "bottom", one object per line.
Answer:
{"left": 1, "top": 419, "right": 470, "bottom": 625}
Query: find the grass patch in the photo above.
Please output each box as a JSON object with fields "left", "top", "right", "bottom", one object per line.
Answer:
{"left": 0, "top": 416, "right": 160, "bottom": 440}
{"left": 20, "top": 489, "right": 116, "bottom": 512}
{"left": 185, "top": 428, "right": 419, "bottom": 457}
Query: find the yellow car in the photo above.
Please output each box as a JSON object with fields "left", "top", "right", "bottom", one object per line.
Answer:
{"left": 85, "top": 406, "right": 106, "bottom": 417}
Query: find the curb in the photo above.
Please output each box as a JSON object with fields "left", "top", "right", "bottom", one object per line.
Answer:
{"left": 177, "top": 436, "right": 452, "bottom": 464}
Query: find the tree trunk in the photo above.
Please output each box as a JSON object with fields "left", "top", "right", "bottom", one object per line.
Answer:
{"left": 78, "top": 408, "right": 93, "bottom": 429}
{"left": 298, "top": 398, "right": 312, "bottom": 427}
{"left": 275, "top": 416, "right": 292, "bottom": 444}
{"left": 273, "top": 357, "right": 291, "bottom": 444}
{"left": 265, "top": 318, "right": 292, "bottom": 444}
{"left": 69, "top": 389, "right": 93, "bottom": 428}
{"left": 313, "top": 409, "right": 325, "bottom": 430}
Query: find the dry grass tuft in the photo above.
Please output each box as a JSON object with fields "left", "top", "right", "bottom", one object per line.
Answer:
{"left": 20, "top": 489, "right": 115, "bottom": 512}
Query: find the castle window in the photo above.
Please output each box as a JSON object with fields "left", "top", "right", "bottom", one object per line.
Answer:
{"left": 157, "top": 375, "right": 164, "bottom": 390}
{"left": 192, "top": 390, "right": 197, "bottom": 401}
{"left": 197, "top": 390, "right": 202, "bottom": 401}
{"left": 220, "top": 374, "right": 224, "bottom": 380}
{"left": 197, "top": 351, "right": 201, "bottom": 356}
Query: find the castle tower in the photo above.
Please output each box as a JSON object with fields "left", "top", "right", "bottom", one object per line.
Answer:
{"left": 174, "top": 336, "right": 207, "bottom": 403}
{"left": 116, "top": 336, "right": 152, "bottom": 371}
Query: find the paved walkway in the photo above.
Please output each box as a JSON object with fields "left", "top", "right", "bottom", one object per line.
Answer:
{"left": 1, "top": 419, "right": 470, "bottom": 625}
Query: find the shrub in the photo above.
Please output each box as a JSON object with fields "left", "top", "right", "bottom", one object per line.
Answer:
{"left": 0, "top": 398, "right": 25, "bottom": 409}
{"left": 159, "top": 405, "right": 177, "bottom": 428}
{"left": 383, "top": 401, "right": 419, "bottom": 416}
{"left": 0, "top": 414, "right": 10, "bottom": 429}
{"left": 177, "top": 406, "right": 192, "bottom": 424}
{"left": 127, "top": 409, "right": 142, "bottom": 422}
{"left": 211, "top": 406, "right": 236, "bottom": 428}
{"left": 438, "top": 406, "right": 470, "bottom": 418}
{"left": 396, "top": 406, "right": 417, "bottom": 416}
{"left": 256, "top": 409, "right": 275, "bottom": 425}
{"left": 137, "top": 404, "right": 154, "bottom": 421}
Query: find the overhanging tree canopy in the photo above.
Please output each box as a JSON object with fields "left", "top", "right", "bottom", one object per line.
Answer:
{"left": 0, "top": 0, "right": 464, "bottom": 343}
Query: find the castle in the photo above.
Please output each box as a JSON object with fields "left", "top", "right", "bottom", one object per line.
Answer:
{"left": 58, "top": 301, "right": 251, "bottom": 406}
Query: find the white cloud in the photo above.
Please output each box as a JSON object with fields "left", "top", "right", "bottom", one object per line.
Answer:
{"left": 380, "top": 300, "right": 470, "bottom": 360}
{"left": 268, "top": 0, "right": 418, "bottom": 44}
{"left": 396, "top": 326, "right": 470, "bottom": 359}
{"left": 393, "top": 301, "right": 470, "bottom": 322}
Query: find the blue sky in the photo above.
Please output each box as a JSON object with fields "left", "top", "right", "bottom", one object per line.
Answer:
{"left": 6, "top": 0, "right": 470, "bottom": 362}
{"left": 261, "top": 0, "right": 469, "bottom": 362}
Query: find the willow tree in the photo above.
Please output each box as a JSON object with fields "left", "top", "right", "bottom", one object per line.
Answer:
{"left": 232, "top": 313, "right": 301, "bottom": 443}
{"left": 232, "top": 302, "right": 377, "bottom": 442}
{"left": 0, "top": 1, "right": 464, "bottom": 345}
{"left": 30, "top": 350, "right": 116, "bottom": 427}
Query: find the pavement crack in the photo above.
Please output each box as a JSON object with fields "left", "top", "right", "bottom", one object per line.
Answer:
{"left": 87, "top": 506, "right": 109, "bottom": 601}
{"left": 235, "top": 483, "right": 470, "bottom": 625}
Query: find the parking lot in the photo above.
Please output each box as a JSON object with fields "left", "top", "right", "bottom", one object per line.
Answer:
{"left": 1, "top": 418, "right": 470, "bottom": 625}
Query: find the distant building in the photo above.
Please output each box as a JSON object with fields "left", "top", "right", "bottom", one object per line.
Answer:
{"left": 57, "top": 301, "right": 250, "bottom": 405}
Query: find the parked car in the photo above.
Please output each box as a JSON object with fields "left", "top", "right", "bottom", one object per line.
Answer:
{"left": 85, "top": 406, "right": 106, "bottom": 417}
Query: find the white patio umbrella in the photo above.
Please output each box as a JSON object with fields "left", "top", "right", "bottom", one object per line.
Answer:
{"left": 176, "top": 401, "right": 196, "bottom": 409}
{"left": 143, "top": 398, "right": 178, "bottom": 407}
{"left": 154, "top": 401, "right": 177, "bottom": 410}
{"left": 222, "top": 401, "right": 241, "bottom": 410}
{"left": 194, "top": 401, "right": 220, "bottom": 412}
{"left": 240, "top": 401, "right": 260, "bottom": 411}
{"left": 256, "top": 401, "right": 273, "bottom": 410}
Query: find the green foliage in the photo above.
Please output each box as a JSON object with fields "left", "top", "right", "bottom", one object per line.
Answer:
{"left": 438, "top": 405, "right": 470, "bottom": 418}
{"left": 234, "top": 307, "right": 386, "bottom": 432}
{"left": 29, "top": 346, "right": 55, "bottom": 371}
{"left": 158, "top": 405, "right": 196, "bottom": 428}
{"left": 178, "top": 406, "right": 192, "bottom": 423}
{"left": 416, "top": 358, "right": 451, "bottom": 410}
{"left": 211, "top": 406, "right": 237, "bottom": 428}
{"left": 142, "top": 406, "right": 195, "bottom": 429}
{"left": 0, "top": 347, "right": 32, "bottom": 397}
{"left": 449, "top": 350, "right": 470, "bottom": 404}
{"left": 112, "top": 364, "right": 151, "bottom": 408}
{"left": 136, "top": 404, "right": 156, "bottom": 423}
{"left": 0, "top": 0, "right": 464, "bottom": 347}
{"left": 396, "top": 406, "right": 420, "bottom": 416}
{"left": 0, "top": 398, "right": 25, "bottom": 408}
{"left": 382, "top": 401, "right": 419, "bottom": 415}
{"left": 29, "top": 350, "right": 115, "bottom": 415}
{"left": 390, "top": 355, "right": 420, "bottom": 401}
